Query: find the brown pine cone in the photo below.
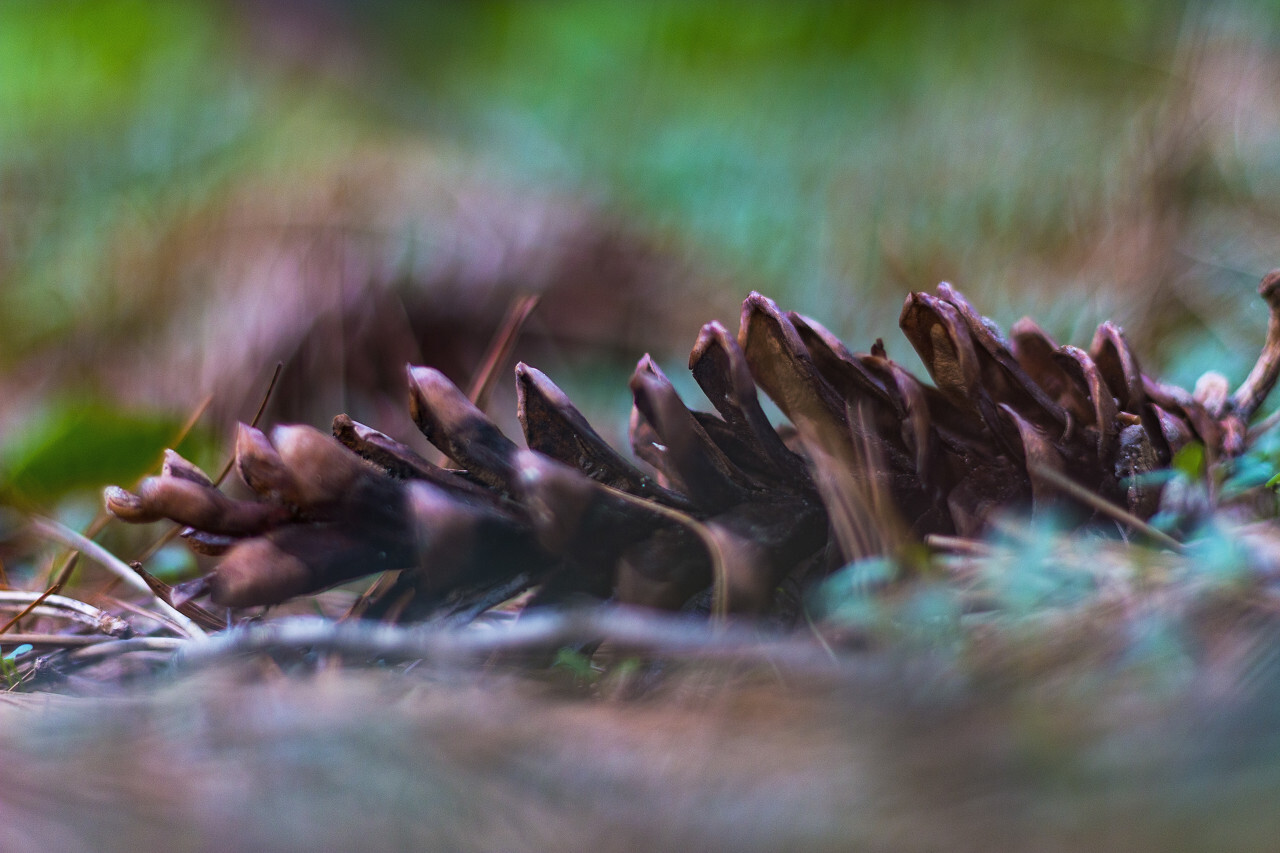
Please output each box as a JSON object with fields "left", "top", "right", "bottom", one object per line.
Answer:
{"left": 104, "top": 273, "right": 1280, "bottom": 622}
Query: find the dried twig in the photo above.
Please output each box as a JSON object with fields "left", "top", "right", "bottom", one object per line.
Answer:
{"left": 0, "top": 633, "right": 115, "bottom": 648}
{"left": 211, "top": 362, "right": 284, "bottom": 488}
{"left": 595, "top": 482, "right": 731, "bottom": 621}
{"left": 467, "top": 293, "right": 540, "bottom": 413}
{"left": 102, "top": 596, "right": 197, "bottom": 637}
{"left": 924, "top": 534, "right": 995, "bottom": 557}
{"left": 1028, "top": 464, "right": 1186, "bottom": 553}
{"left": 25, "top": 515, "right": 207, "bottom": 639}
{"left": 0, "top": 589, "right": 132, "bottom": 637}
{"left": 54, "top": 636, "right": 185, "bottom": 665}
{"left": 127, "top": 562, "right": 227, "bottom": 632}
{"left": 131, "top": 364, "right": 283, "bottom": 567}
{"left": 175, "top": 610, "right": 855, "bottom": 676}
{"left": 1248, "top": 407, "right": 1280, "bottom": 441}
{"left": 428, "top": 294, "right": 539, "bottom": 470}
{"left": 1230, "top": 270, "right": 1280, "bottom": 423}
{"left": 0, "top": 583, "right": 64, "bottom": 636}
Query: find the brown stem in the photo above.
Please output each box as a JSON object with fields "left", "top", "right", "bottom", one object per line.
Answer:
{"left": 1228, "top": 269, "right": 1280, "bottom": 423}
{"left": 0, "top": 583, "right": 63, "bottom": 635}
{"left": 130, "top": 363, "right": 281, "bottom": 567}
{"left": 1028, "top": 463, "right": 1185, "bottom": 553}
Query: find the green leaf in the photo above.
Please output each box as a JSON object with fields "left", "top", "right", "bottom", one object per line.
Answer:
{"left": 0, "top": 401, "right": 204, "bottom": 505}
{"left": 0, "top": 645, "right": 29, "bottom": 689}
{"left": 983, "top": 515, "right": 1094, "bottom": 613}
{"left": 551, "top": 647, "right": 599, "bottom": 683}
{"left": 810, "top": 556, "right": 897, "bottom": 625}
{"left": 1184, "top": 522, "right": 1252, "bottom": 589}
{"left": 1170, "top": 442, "right": 1206, "bottom": 481}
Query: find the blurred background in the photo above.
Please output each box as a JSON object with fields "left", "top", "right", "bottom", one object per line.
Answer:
{"left": 3, "top": 0, "right": 1280, "bottom": 534}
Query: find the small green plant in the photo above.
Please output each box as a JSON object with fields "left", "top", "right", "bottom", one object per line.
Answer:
{"left": 552, "top": 647, "right": 601, "bottom": 686}
{"left": 1, "top": 644, "right": 32, "bottom": 689}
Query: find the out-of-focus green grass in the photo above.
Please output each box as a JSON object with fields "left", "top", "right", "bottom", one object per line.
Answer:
{"left": 350, "top": 0, "right": 1280, "bottom": 364}
{"left": 3, "top": 0, "right": 1280, "bottom": 509}
{"left": 394, "top": 2, "right": 1177, "bottom": 300}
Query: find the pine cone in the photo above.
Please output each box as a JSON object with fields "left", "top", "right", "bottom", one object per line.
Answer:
{"left": 104, "top": 274, "right": 1280, "bottom": 621}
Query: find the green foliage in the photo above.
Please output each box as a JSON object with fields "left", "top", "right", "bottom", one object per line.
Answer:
{"left": 1244, "top": 425, "right": 1280, "bottom": 489}
{"left": 1171, "top": 443, "right": 1206, "bottom": 482}
{"left": 982, "top": 518, "right": 1098, "bottom": 614}
{"left": 551, "top": 647, "right": 601, "bottom": 685}
{"left": 810, "top": 556, "right": 896, "bottom": 626}
{"left": 0, "top": 0, "right": 1228, "bottom": 366}
{"left": 0, "top": 645, "right": 31, "bottom": 689}
{"left": 1184, "top": 520, "right": 1254, "bottom": 589}
{"left": 0, "top": 0, "right": 361, "bottom": 358}
{"left": 0, "top": 400, "right": 206, "bottom": 505}
{"left": 811, "top": 556, "right": 964, "bottom": 649}
{"left": 382, "top": 1, "right": 1187, "bottom": 328}
{"left": 0, "top": 1, "right": 219, "bottom": 139}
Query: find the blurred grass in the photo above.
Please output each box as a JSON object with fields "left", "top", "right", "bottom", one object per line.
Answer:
{"left": 4, "top": 0, "right": 1280, "bottom": 507}
{"left": 362, "top": 1, "right": 1182, "bottom": 323}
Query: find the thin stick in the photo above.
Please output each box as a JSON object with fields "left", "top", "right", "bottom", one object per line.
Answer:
{"left": 175, "top": 393, "right": 217, "bottom": 447}
{"left": 1028, "top": 463, "right": 1186, "bottom": 553}
{"left": 1230, "top": 270, "right": 1280, "bottom": 422}
{"left": 467, "top": 294, "right": 540, "bottom": 412}
{"left": 102, "top": 596, "right": 192, "bottom": 637}
{"left": 57, "top": 636, "right": 185, "bottom": 663}
{"left": 175, "top": 610, "right": 856, "bottom": 676}
{"left": 131, "top": 363, "right": 283, "bottom": 566}
{"left": 924, "top": 534, "right": 995, "bottom": 557}
{"left": 126, "top": 526, "right": 181, "bottom": 568}
{"left": 126, "top": 562, "right": 226, "bottom": 632}
{"left": 25, "top": 516, "right": 206, "bottom": 639}
{"left": 595, "top": 482, "right": 730, "bottom": 622}
{"left": 48, "top": 543, "right": 84, "bottom": 591}
{"left": 426, "top": 295, "right": 540, "bottom": 469}
{"left": 1247, "top": 407, "right": 1280, "bottom": 442}
{"left": 0, "top": 633, "right": 114, "bottom": 648}
{"left": 0, "top": 588, "right": 131, "bottom": 637}
{"left": 0, "top": 583, "right": 62, "bottom": 636}
{"left": 343, "top": 570, "right": 400, "bottom": 622}
{"left": 212, "top": 361, "right": 283, "bottom": 487}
